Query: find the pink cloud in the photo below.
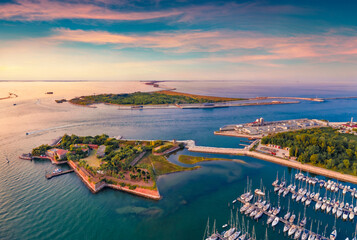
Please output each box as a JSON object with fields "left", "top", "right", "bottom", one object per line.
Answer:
{"left": 0, "top": 0, "right": 182, "bottom": 21}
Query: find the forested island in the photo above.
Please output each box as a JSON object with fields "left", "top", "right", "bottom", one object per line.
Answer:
{"left": 261, "top": 127, "right": 357, "bottom": 175}
{"left": 32, "top": 134, "right": 198, "bottom": 199}
{"left": 69, "top": 90, "right": 244, "bottom": 106}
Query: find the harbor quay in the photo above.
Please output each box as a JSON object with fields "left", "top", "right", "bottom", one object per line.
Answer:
{"left": 216, "top": 118, "right": 328, "bottom": 138}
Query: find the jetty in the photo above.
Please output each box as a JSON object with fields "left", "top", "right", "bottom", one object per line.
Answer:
{"left": 45, "top": 169, "right": 74, "bottom": 179}
{"left": 185, "top": 141, "right": 357, "bottom": 185}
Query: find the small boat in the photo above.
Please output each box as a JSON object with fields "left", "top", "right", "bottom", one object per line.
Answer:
{"left": 300, "top": 217, "right": 307, "bottom": 227}
{"left": 296, "top": 194, "right": 302, "bottom": 202}
{"left": 326, "top": 205, "right": 332, "bottom": 213}
{"left": 305, "top": 199, "right": 312, "bottom": 206}
{"left": 254, "top": 210, "right": 263, "bottom": 220}
{"left": 267, "top": 215, "right": 274, "bottom": 225}
{"left": 249, "top": 209, "right": 257, "bottom": 218}
{"left": 289, "top": 214, "right": 296, "bottom": 223}
{"left": 321, "top": 202, "right": 327, "bottom": 211}
{"left": 314, "top": 193, "right": 320, "bottom": 200}
{"left": 232, "top": 199, "right": 237, "bottom": 204}
{"left": 332, "top": 206, "right": 337, "bottom": 214}
{"left": 308, "top": 233, "right": 316, "bottom": 240}
{"left": 284, "top": 212, "right": 291, "bottom": 220}
{"left": 238, "top": 233, "right": 246, "bottom": 240}
{"left": 245, "top": 206, "right": 255, "bottom": 215}
{"left": 294, "top": 228, "right": 302, "bottom": 239}
{"left": 288, "top": 225, "right": 297, "bottom": 236}
{"left": 292, "top": 193, "right": 297, "bottom": 200}
{"left": 301, "top": 195, "right": 307, "bottom": 203}
{"left": 283, "top": 188, "right": 290, "bottom": 197}
{"left": 222, "top": 224, "right": 228, "bottom": 228}
{"left": 343, "top": 211, "right": 349, "bottom": 220}
{"left": 315, "top": 201, "right": 322, "bottom": 210}
{"left": 52, "top": 168, "right": 63, "bottom": 174}
{"left": 283, "top": 223, "right": 290, "bottom": 232}
{"left": 246, "top": 194, "right": 253, "bottom": 202}
{"left": 350, "top": 211, "right": 355, "bottom": 221}
{"left": 330, "top": 229, "right": 337, "bottom": 240}
{"left": 337, "top": 208, "right": 343, "bottom": 218}
{"left": 273, "top": 206, "right": 281, "bottom": 215}
{"left": 240, "top": 203, "right": 250, "bottom": 213}
{"left": 254, "top": 188, "right": 265, "bottom": 196}
{"left": 263, "top": 203, "right": 270, "bottom": 211}
{"left": 224, "top": 228, "right": 236, "bottom": 238}
{"left": 274, "top": 186, "right": 280, "bottom": 192}
{"left": 278, "top": 188, "right": 284, "bottom": 195}
{"left": 229, "top": 231, "right": 241, "bottom": 240}
{"left": 272, "top": 179, "right": 279, "bottom": 187}
{"left": 272, "top": 217, "right": 279, "bottom": 227}
{"left": 301, "top": 230, "right": 309, "bottom": 240}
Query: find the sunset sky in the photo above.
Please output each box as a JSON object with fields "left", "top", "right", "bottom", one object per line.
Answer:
{"left": 0, "top": 0, "right": 356, "bottom": 83}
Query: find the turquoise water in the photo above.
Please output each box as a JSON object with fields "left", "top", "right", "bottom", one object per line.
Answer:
{"left": 1, "top": 81, "right": 357, "bottom": 240}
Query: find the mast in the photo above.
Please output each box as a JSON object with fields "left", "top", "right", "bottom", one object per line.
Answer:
{"left": 203, "top": 218, "right": 210, "bottom": 240}
{"left": 265, "top": 228, "right": 269, "bottom": 240}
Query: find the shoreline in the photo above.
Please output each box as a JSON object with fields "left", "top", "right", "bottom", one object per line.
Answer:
{"left": 68, "top": 100, "right": 300, "bottom": 110}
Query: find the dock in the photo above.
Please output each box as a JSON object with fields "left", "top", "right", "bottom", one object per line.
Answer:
{"left": 45, "top": 169, "right": 74, "bottom": 179}
{"left": 235, "top": 195, "right": 329, "bottom": 240}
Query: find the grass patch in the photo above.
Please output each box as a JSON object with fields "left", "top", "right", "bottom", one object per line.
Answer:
{"left": 138, "top": 154, "right": 198, "bottom": 175}
{"left": 178, "top": 155, "right": 233, "bottom": 164}
{"left": 83, "top": 150, "right": 101, "bottom": 168}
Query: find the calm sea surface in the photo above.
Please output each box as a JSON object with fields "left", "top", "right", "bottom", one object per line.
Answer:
{"left": 1, "top": 81, "right": 357, "bottom": 240}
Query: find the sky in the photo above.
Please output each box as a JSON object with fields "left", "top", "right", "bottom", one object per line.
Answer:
{"left": 0, "top": 0, "right": 356, "bottom": 83}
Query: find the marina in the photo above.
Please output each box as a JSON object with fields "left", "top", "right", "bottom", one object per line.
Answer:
{"left": 204, "top": 172, "right": 357, "bottom": 240}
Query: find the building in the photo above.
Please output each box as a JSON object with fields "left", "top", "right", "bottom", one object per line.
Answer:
{"left": 97, "top": 145, "right": 106, "bottom": 158}
{"left": 46, "top": 148, "right": 69, "bottom": 160}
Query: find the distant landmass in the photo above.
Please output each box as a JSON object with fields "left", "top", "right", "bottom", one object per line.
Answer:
{"left": 69, "top": 90, "right": 245, "bottom": 106}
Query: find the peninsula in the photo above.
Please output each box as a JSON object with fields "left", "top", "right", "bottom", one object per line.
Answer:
{"left": 187, "top": 118, "right": 357, "bottom": 184}
{"left": 29, "top": 134, "right": 199, "bottom": 200}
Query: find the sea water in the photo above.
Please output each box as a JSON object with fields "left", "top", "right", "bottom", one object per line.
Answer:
{"left": 0, "top": 81, "right": 357, "bottom": 240}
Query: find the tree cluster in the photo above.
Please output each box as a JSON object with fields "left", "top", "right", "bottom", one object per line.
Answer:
{"left": 261, "top": 127, "right": 357, "bottom": 174}
{"left": 70, "top": 92, "right": 218, "bottom": 106}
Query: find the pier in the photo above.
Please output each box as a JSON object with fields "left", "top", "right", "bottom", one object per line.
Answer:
{"left": 45, "top": 169, "right": 74, "bottom": 179}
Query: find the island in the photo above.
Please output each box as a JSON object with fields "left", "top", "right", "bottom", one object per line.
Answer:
{"left": 68, "top": 90, "right": 243, "bottom": 106}
{"left": 30, "top": 134, "right": 199, "bottom": 200}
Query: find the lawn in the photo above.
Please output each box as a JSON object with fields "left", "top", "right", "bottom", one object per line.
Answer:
{"left": 138, "top": 154, "right": 198, "bottom": 175}
{"left": 83, "top": 149, "right": 102, "bottom": 168}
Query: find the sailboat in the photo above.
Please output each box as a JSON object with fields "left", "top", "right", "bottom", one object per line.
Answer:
{"left": 284, "top": 200, "right": 291, "bottom": 220}
{"left": 329, "top": 229, "right": 337, "bottom": 240}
